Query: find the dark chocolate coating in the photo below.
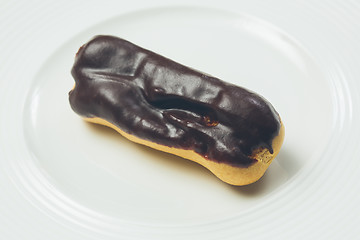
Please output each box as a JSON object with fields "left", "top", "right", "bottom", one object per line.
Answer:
{"left": 69, "top": 35, "right": 281, "bottom": 167}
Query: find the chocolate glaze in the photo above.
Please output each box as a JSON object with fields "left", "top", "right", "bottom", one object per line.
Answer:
{"left": 69, "top": 35, "right": 281, "bottom": 167}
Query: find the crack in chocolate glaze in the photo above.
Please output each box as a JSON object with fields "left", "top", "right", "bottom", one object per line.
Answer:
{"left": 69, "top": 35, "right": 281, "bottom": 167}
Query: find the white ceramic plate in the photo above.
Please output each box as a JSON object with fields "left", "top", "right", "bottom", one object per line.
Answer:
{"left": 1, "top": 1, "right": 359, "bottom": 239}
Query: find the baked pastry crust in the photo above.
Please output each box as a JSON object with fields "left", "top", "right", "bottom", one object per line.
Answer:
{"left": 83, "top": 117, "right": 284, "bottom": 186}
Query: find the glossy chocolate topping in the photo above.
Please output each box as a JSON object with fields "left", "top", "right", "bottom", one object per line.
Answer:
{"left": 69, "top": 35, "right": 281, "bottom": 167}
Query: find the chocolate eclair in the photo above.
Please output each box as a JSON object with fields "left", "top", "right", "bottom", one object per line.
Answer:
{"left": 69, "top": 35, "right": 284, "bottom": 186}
